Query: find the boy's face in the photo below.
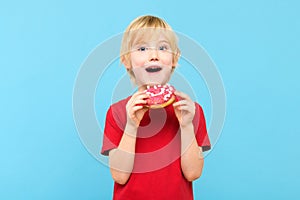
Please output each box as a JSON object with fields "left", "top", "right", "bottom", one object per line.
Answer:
{"left": 126, "top": 34, "right": 176, "bottom": 87}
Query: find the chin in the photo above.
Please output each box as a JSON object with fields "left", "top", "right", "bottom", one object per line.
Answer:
{"left": 145, "top": 80, "right": 169, "bottom": 86}
{"left": 135, "top": 76, "right": 170, "bottom": 87}
{"left": 147, "top": 77, "right": 169, "bottom": 85}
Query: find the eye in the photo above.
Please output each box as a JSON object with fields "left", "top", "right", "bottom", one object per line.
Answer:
{"left": 158, "top": 44, "right": 169, "bottom": 51}
{"left": 137, "top": 46, "right": 148, "bottom": 51}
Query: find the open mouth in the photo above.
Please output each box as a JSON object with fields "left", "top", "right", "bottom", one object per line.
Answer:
{"left": 145, "top": 66, "right": 162, "bottom": 73}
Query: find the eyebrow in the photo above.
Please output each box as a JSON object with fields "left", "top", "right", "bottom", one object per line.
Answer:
{"left": 158, "top": 40, "right": 170, "bottom": 43}
{"left": 133, "top": 39, "right": 170, "bottom": 45}
{"left": 132, "top": 39, "right": 147, "bottom": 46}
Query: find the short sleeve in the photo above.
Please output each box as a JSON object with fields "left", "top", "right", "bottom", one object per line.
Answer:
{"left": 100, "top": 106, "right": 125, "bottom": 156}
{"left": 193, "top": 103, "right": 211, "bottom": 152}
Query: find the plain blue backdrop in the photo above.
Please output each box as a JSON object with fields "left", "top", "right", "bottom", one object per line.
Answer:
{"left": 1, "top": 0, "right": 299, "bottom": 199}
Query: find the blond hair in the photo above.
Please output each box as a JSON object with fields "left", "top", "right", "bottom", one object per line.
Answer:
{"left": 120, "top": 15, "right": 181, "bottom": 83}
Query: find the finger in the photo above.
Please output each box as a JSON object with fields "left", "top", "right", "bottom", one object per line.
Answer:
{"left": 173, "top": 100, "right": 189, "bottom": 107}
{"left": 129, "top": 105, "right": 144, "bottom": 114}
{"left": 130, "top": 94, "right": 149, "bottom": 106}
{"left": 131, "top": 93, "right": 149, "bottom": 102}
{"left": 174, "top": 100, "right": 195, "bottom": 110}
{"left": 136, "top": 93, "right": 149, "bottom": 100}
{"left": 174, "top": 90, "right": 191, "bottom": 100}
{"left": 131, "top": 91, "right": 146, "bottom": 99}
{"left": 128, "top": 92, "right": 148, "bottom": 105}
{"left": 174, "top": 105, "right": 190, "bottom": 112}
{"left": 174, "top": 102, "right": 195, "bottom": 111}
{"left": 131, "top": 105, "right": 149, "bottom": 115}
{"left": 133, "top": 99, "right": 147, "bottom": 105}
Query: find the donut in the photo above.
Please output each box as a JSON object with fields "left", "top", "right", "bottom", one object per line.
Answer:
{"left": 144, "top": 84, "right": 176, "bottom": 109}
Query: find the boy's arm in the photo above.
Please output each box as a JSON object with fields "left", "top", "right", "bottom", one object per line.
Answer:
{"left": 108, "top": 91, "right": 148, "bottom": 185}
{"left": 109, "top": 124, "right": 137, "bottom": 185}
{"left": 180, "top": 123, "right": 204, "bottom": 182}
{"left": 173, "top": 90, "right": 205, "bottom": 182}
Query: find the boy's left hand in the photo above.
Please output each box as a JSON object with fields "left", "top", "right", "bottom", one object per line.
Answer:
{"left": 173, "top": 91, "right": 195, "bottom": 128}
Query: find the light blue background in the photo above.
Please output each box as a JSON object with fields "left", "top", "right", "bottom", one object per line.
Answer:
{"left": 1, "top": 0, "right": 299, "bottom": 199}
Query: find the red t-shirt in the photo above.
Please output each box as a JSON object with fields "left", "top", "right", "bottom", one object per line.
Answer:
{"left": 101, "top": 96, "right": 211, "bottom": 200}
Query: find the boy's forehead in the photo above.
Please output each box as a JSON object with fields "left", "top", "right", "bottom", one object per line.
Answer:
{"left": 131, "top": 29, "right": 173, "bottom": 45}
{"left": 133, "top": 35, "right": 170, "bottom": 45}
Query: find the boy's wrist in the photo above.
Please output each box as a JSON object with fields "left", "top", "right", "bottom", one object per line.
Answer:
{"left": 124, "top": 123, "right": 138, "bottom": 137}
{"left": 180, "top": 122, "right": 194, "bottom": 131}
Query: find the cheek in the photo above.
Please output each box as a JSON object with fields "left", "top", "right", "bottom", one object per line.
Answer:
{"left": 130, "top": 53, "right": 146, "bottom": 67}
{"left": 160, "top": 53, "right": 173, "bottom": 65}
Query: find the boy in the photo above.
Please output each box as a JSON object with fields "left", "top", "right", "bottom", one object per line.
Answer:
{"left": 101, "top": 15, "right": 211, "bottom": 200}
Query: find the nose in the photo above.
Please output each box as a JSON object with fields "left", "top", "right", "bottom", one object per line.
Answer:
{"left": 149, "top": 48, "right": 159, "bottom": 62}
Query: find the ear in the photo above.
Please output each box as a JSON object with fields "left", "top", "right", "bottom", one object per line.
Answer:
{"left": 121, "top": 55, "right": 131, "bottom": 70}
{"left": 172, "top": 51, "right": 180, "bottom": 67}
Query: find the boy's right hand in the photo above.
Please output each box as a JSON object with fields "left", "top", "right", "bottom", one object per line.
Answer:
{"left": 126, "top": 91, "right": 149, "bottom": 128}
